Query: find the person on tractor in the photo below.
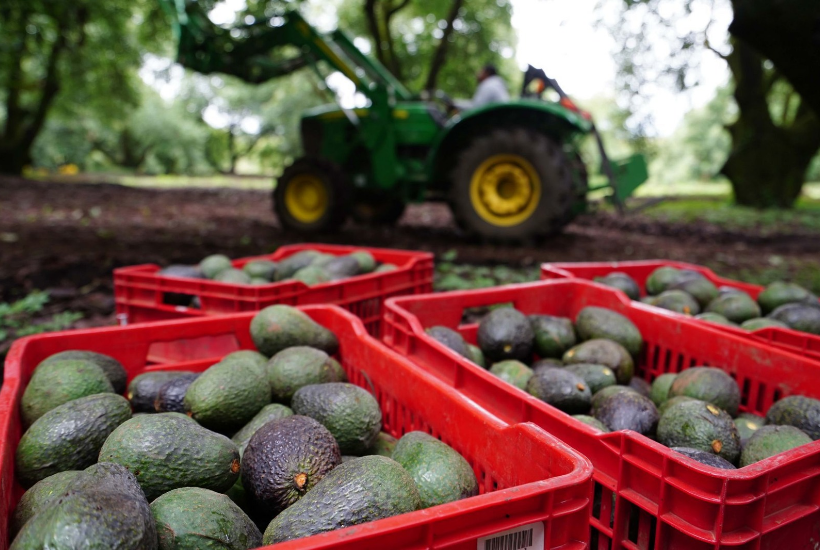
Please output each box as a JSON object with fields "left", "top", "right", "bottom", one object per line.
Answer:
{"left": 470, "top": 64, "right": 510, "bottom": 108}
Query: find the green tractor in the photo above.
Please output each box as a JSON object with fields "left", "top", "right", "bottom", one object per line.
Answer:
{"left": 161, "top": 2, "right": 648, "bottom": 241}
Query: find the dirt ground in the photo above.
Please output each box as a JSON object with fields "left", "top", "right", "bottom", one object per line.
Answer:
{"left": 2, "top": 176, "right": 819, "bottom": 329}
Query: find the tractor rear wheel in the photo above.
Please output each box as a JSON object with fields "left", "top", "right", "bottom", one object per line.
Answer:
{"left": 274, "top": 157, "right": 348, "bottom": 232}
{"left": 450, "top": 128, "right": 575, "bottom": 241}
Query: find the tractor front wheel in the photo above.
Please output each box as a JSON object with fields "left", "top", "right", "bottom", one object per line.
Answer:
{"left": 450, "top": 128, "right": 574, "bottom": 241}
{"left": 274, "top": 157, "right": 348, "bottom": 232}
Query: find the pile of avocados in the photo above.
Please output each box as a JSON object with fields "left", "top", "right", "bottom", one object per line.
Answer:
{"left": 426, "top": 304, "right": 820, "bottom": 470}
{"left": 593, "top": 267, "right": 820, "bottom": 335}
{"left": 11, "top": 304, "right": 478, "bottom": 549}
{"left": 157, "top": 249, "right": 398, "bottom": 288}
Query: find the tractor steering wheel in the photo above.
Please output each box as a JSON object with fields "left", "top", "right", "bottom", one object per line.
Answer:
{"left": 433, "top": 90, "right": 459, "bottom": 116}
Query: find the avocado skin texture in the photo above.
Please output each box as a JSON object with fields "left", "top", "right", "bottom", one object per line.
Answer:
{"left": 740, "top": 425, "right": 812, "bottom": 467}
{"left": 651, "top": 290, "right": 701, "bottom": 315}
{"left": 221, "top": 350, "right": 269, "bottom": 381}
{"left": 351, "top": 251, "right": 377, "bottom": 273}
{"left": 291, "top": 265, "right": 331, "bottom": 285}
{"left": 375, "top": 263, "right": 398, "bottom": 273}
{"left": 564, "top": 363, "right": 617, "bottom": 394}
{"left": 575, "top": 307, "right": 644, "bottom": 356}
{"left": 646, "top": 267, "right": 682, "bottom": 295}
{"left": 489, "top": 360, "right": 535, "bottom": 390}
{"left": 477, "top": 308, "right": 534, "bottom": 363}
{"left": 231, "top": 403, "right": 294, "bottom": 456}
{"left": 392, "top": 431, "right": 478, "bottom": 509}
{"left": 426, "top": 326, "right": 470, "bottom": 358}
{"left": 629, "top": 377, "right": 652, "bottom": 398}
{"left": 266, "top": 346, "right": 346, "bottom": 403}
{"left": 128, "top": 371, "right": 194, "bottom": 413}
{"left": 658, "top": 395, "right": 700, "bottom": 417}
{"left": 767, "top": 303, "right": 820, "bottom": 335}
{"left": 563, "top": 339, "right": 634, "bottom": 384}
{"left": 657, "top": 399, "right": 741, "bottom": 464}
{"left": 573, "top": 415, "right": 610, "bottom": 432}
{"left": 39, "top": 351, "right": 128, "bottom": 394}
{"left": 765, "top": 395, "right": 820, "bottom": 440}
{"left": 593, "top": 391, "right": 659, "bottom": 436}
{"left": 158, "top": 264, "right": 206, "bottom": 280}
{"left": 11, "top": 470, "right": 82, "bottom": 537}
{"left": 263, "top": 455, "right": 421, "bottom": 544}
{"left": 184, "top": 359, "right": 271, "bottom": 434}
{"left": 668, "top": 278, "right": 718, "bottom": 309}
{"left": 243, "top": 260, "right": 278, "bottom": 280}
{"left": 16, "top": 393, "right": 131, "bottom": 488}
{"left": 275, "top": 250, "right": 321, "bottom": 280}
{"left": 21, "top": 359, "right": 114, "bottom": 428}
{"left": 467, "top": 344, "right": 486, "bottom": 367}
{"left": 151, "top": 487, "right": 262, "bottom": 550}
{"left": 734, "top": 417, "right": 763, "bottom": 444}
{"left": 740, "top": 318, "right": 788, "bottom": 330}
{"left": 324, "top": 255, "right": 361, "bottom": 280}
{"left": 366, "top": 432, "right": 398, "bottom": 457}
{"left": 532, "top": 358, "right": 564, "bottom": 374}
{"left": 291, "top": 383, "right": 382, "bottom": 455}
{"left": 250, "top": 305, "right": 339, "bottom": 357}
{"left": 200, "top": 255, "right": 233, "bottom": 279}
{"left": 154, "top": 373, "right": 200, "bottom": 413}
{"left": 649, "top": 373, "right": 678, "bottom": 407}
{"left": 99, "top": 413, "right": 240, "bottom": 501}
{"left": 591, "top": 385, "right": 638, "bottom": 413}
{"left": 526, "top": 368, "right": 591, "bottom": 414}
{"left": 694, "top": 312, "right": 738, "bottom": 326}
{"left": 671, "top": 447, "right": 736, "bottom": 469}
{"left": 668, "top": 367, "right": 741, "bottom": 417}
{"left": 215, "top": 268, "right": 252, "bottom": 284}
{"left": 706, "top": 293, "right": 761, "bottom": 324}
{"left": 758, "top": 281, "right": 817, "bottom": 315}
{"left": 529, "top": 315, "right": 577, "bottom": 358}
{"left": 593, "top": 272, "right": 641, "bottom": 300}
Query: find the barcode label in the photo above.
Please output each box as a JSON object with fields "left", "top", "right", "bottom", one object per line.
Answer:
{"left": 477, "top": 521, "right": 545, "bottom": 550}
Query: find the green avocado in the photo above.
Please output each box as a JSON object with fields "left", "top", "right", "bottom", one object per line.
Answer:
{"left": 250, "top": 305, "right": 339, "bottom": 357}
{"left": 526, "top": 368, "right": 591, "bottom": 414}
{"left": 426, "top": 326, "right": 471, "bottom": 358}
{"left": 694, "top": 312, "right": 738, "bottom": 326}
{"left": 350, "top": 251, "right": 377, "bottom": 273}
{"left": 477, "top": 308, "right": 534, "bottom": 363}
{"left": 649, "top": 373, "right": 677, "bottom": 407}
{"left": 705, "top": 293, "right": 762, "bottom": 324}
{"left": 375, "top": 263, "right": 398, "bottom": 273}
{"left": 200, "top": 254, "right": 233, "bottom": 279}
{"left": 215, "top": 268, "right": 252, "bottom": 284}
{"left": 668, "top": 277, "right": 719, "bottom": 309}
{"left": 765, "top": 395, "right": 820, "bottom": 440}
{"left": 767, "top": 303, "right": 820, "bottom": 335}
{"left": 758, "top": 281, "right": 817, "bottom": 315}
{"left": 593, "top": 391, "right": 659, "bottom": 436}
{"left": 365, "top": 432, "right": 398, "bottom": 457}
{"left": 391, "top": 431, "right": 478, "bottom": 509}
{"left": 740, "top": 425, "right": 812, "bottom": 467}
{"left": 668, "top": 367, "right": 740, "bottom": 417}
{"left": 740, "top": 318, "right": 788, "bottom": 331}
{"left": 291, "top": 383, "right": 382, "bottom": 455}
{"left": 657, "top": 400, "right": 741, "bottom": 463}
{"left": 658, "top": 395, "right": 700, "bottom": 416}
{"left": 593, "top": 272, "right": 641, "bottom": 300}
{"left": 529, "top": 314, "right": 576, "bottom": 358}
{"left": 466, "top": 344, "right": 486, "bottom": 367}
{"left": 243, "top": 260, "right": 278, "bottom": 280}
{"left": 564, "top": 363, "right": 617, "bottom": 394}
{"left": 573, "top": 415, "right": 610, "bottom": 432}
{"left": 10, "top": 470, "right": 82, "bottom": 537}
{"left": 734, "top": 416, "right": 763, "bottom": 444}
{"left": 563, "top": 339, "right": 634, "bottom": 385}
{"left": 262, "top": 455, "right": 421, "bottom": 544}
{"left": 291, "top": 265, "right": 331, "bottom": 285}
{"left": 275, "top": 250, "right": 322, "bottom": 280}
{"left": 39, "top": 350, "right": 128, "bottom": 394}
{"left": 128, "top": 371, "right": 195, "bottom": 413}
{"left": 645, "top": 266, "right": 682, "bottom": 296}
{"left": 266, "top": 346, "right": 346, "bottom": 403}
{"left": 574, "top": 306, "right": 643, "bottom": 356}
{"left": 221, "top": 350, "right": 269, "bottom": 378}
{"left": 489, "top": 360, "right": 535, "bottom": 390}
{"left": 231, "top": 403, "right": 294, "bottom": 457}
{"left": 650, "top": 290, "right": 701, "bottom": 315}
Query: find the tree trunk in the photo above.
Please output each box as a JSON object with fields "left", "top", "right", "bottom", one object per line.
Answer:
{"left": 424, "top": 0, "right": 464, "bottom": 92}
{"left": 0, "top": 146, "right": 30, "bottom": 175}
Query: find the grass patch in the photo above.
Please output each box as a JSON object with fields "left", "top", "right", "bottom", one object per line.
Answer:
{"left": 705, "top": 257, "right": 820, "bottom": 295}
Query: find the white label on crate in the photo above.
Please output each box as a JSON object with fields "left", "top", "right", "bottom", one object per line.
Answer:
{"left": 476, "top": 521, "right": 545, "bottom": 550}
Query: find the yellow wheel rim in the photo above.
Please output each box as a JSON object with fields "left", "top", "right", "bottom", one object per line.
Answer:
{"left": 469, "top": 154, "right": 541, "bottom": 227}
{"left": 284, "top": 174, "right": 329, "bottom": 224}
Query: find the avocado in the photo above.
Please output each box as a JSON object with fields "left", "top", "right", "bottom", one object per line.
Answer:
{"left": 532, "top": 358, "right": 564, "bottom": 374}
{"left": 310, "top": 253, "right": 337, "bottom": 268}
{"left": 476, "top": 307, "right": 534, "bottom": 363}
{"left": 249, "top": 277, "right": 270, "bottom": 285}
{"left": 426, "top": 326, "right": 471, "bottom": 358}
{"left": 39, "top": 350, "right": 128, "bottom": 394}
{"left": 740, "top": 318, "right": 788, "bottom": 330}
{"left": 593, "top": 272, "right": 641, "bottom": 300}
{"left": 392, "top": 431, "right": 478, "bottom": 509}
{"left": 16, "top": 393, "right": 131, "bottom": 488}
{"left": 154, "top": 373, "right": 199, "bottom": 413}
{"left": 231, "top": 403, "right": 294, "bottom": 457}
{"left": 158, "top": 264, "right": 206, "bottom": 279}
{"left": 705, "top": 293, "right": 761, "bottom": 324}
{"left": 651, "top": 290, "right": 701, "bottom": 315}
{"left": 649, "top": 373, "right": 677, "bottom": 407}
{"left": 291, "top": 265, "right": 331, "bottom": 285}
{"left": 694, "top": 312, "right": 738, "bottom": 326}
{"left": 668, "top": 367, "right": 741, "bottom": 417}
{"left": 657, "top": 400, "right": 741, "bottom": 463}
{"left": 243, "top": 260, "right": 278, "bottom": 280}
{"left": 573, "top": 415, "right": 610, "bottom": 432}
{"left": 67, "top": 461, "right": 149, "bottom": 501}
{"left": 21, "top": 359, "right": 114, "bottom": 427}
{"left": 375, "top": 263, "right": 398, "bottom": 273}
{"left": 593, "top": 391, "right": 659, "bottom": 436}
{"left": 215, "top": 268, "right": 252, "bottom": 284}
{"left": 11, "top": 470, "right": 82, "bottom": 537}
{"left": 526, "top": 368, "right": 591, "bottom": 414}
{"left": 184, "top": 358, "right": 271, "bottom": 434}
{"left": 128, "top": 371, "right": 195, "bottom": 413}
{"left": 765, "top": 395, "right": 820, "bottom": 440}
{"left": 489, "top": 360, "right": 535, "bottom": 390}
{"left": 564, "top": 363, "right": 617, "bottom": 394}
{"left": 629, "top": 377, "right": 651, "bottom": 398}
{"left": 739, "top": 411, "right": 766, "bottom": 422}
{"left": 266, "top": 346, "right": 346, "bottom": 403}
{"left": 200, "top": 254, "right": 233, "bottom": 279}
{"left": 250, "top": 305, "right": 339, "bottom": 357}
{"left": 262, "top": 455, "right": 421, "bottom": 544}
{"left": 658, "top": 395, "right": 700, "bottom": 416}
{"left": 563, "top": 339, "right": 634, "bottom": 384}
{"left": 646, "top": 266, "right": 682, "bottom": 296}
{"left": 758, "top": 281, "right": 817, "bottom": 314}
{"left": 640, "top": 296, "right": 658, "bottom": 305}
{"left": 671, "top": 447, "right": 736, "bottom": 469}
{"left": 323, "top": 255, "right": 361, "bottom": 280}
{"left": 291, "top": 383, "right": 382, "bottom": 455}
{"left": 668, "top": 277, "right": 719, "bottom": 309}
{"left": 99, "top": 413, "right": 240, "bottom": 500}
{"left": 734, "top": 416, "right": 763, "bottom": 444}
{"left": 718, "top": 286, "right": 749, "bottom": 298}
{"left": 151, "top": 487, "right": 262, "bottom": 550}
{"left": 221, "top": 350, "right": 269, "bottom": 376}
{"left": 274, "top": 250, "right": 321, "bottom": 280}
{"left": 740, "top": 425, "right": 812, "bottom": 467}
{"left": 529, "top": 315, "right": 576, "bottom": 358}
{"left": 574, "top": 306, "right": 643, "bottom": 356}
{"left": 767, "top": 303, "right": 820, "bottom": 335}
{"left": 467, "top": 344, "right": 486, "bottom": 367}
{"left": 591, "top": 385, "right": 638, "bottom": 413}
{"left": 366, "top": 432, "right": 398, "bottom": 457}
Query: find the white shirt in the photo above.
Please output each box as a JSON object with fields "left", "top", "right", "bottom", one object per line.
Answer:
{"left": 470, "top": 75, "right": 510, "bottom": 109}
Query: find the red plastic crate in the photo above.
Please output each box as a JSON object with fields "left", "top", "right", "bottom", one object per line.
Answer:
{"left": 114, "top": 244, "right": 434, "bottom": 336}
{"left": 383, "top": 280, "right": 820, "bottom": 550}
{"left": 541, "top": 260, "right": 820, "bottom": 360}
{"left": 0, "top": 306, "right": 593, "bottom": 550}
